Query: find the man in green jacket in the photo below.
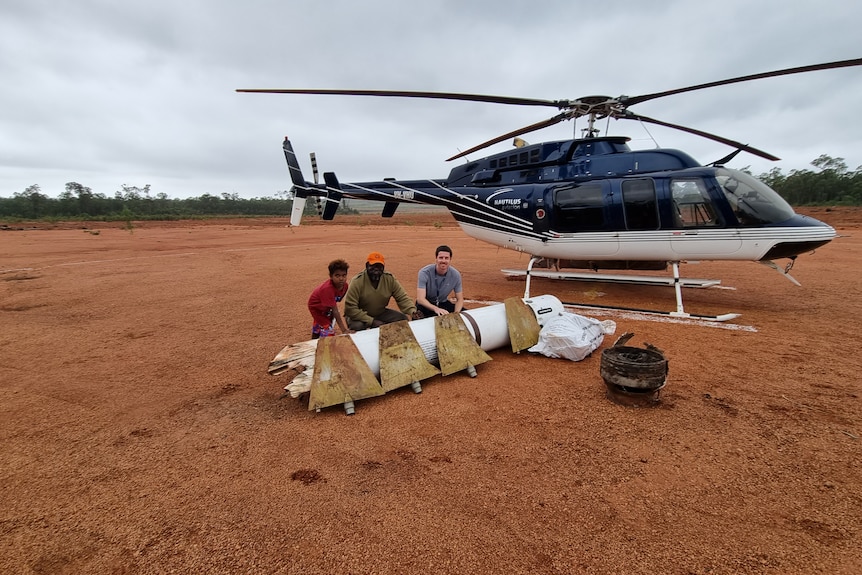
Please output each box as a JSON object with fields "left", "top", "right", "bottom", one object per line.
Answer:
{"left": 344, "top": 252, "right": 422, "bottom": 331}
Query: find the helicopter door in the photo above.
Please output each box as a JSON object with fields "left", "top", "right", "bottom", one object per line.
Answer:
{"left": 621, "top": 179, "right": 659, "bottom": 231}
{"left": 551, "top": 181, "right": 619, "bottom": 256}
{"left": 669, "top": 177, "right": 742, "bottom": 256}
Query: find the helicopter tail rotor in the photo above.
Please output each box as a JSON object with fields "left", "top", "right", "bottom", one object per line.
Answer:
{"left": 310, "top": 152, "right": 324, "bottom": 217}
{"left": 283, "top": 137, "right": 345, "bottom": 223}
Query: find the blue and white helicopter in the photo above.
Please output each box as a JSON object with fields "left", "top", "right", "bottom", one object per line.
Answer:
{"left": 238, "top": 58, "right": 860, "bottom": 320}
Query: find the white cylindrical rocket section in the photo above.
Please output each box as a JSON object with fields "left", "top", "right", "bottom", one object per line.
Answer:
{"left": 348, "top": 294, "right": 564, "bottom": 375}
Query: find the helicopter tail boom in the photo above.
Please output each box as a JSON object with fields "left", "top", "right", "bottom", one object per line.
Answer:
{"left": 283, "top": 137, "right": 454, "bottom": 222}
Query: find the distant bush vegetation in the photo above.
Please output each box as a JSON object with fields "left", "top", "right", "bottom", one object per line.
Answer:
{"left": 746, "top": 155, "right": 862, "bottom": 206}
{"left": 0, "top": 184, "right": 364, "bottom": 221}
{"left": 1, "top": 155, "right": 860, "bottom": 221}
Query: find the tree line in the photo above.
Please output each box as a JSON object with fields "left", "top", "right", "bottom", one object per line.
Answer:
{"left": 0, "top": 184, "right": 337, "bottom": 220}
{"left": 749, "top": 155, "right": 862, "bottom": 205}
{"left": 1, "top": 155, "right": 860, "bottom": 220}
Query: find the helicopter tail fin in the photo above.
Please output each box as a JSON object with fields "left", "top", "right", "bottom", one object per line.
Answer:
{"left": 283, "top": 137, "right": 312, "bottom": 226}
{"left": 321, "top": 172, "right": 343, "bottom": 220}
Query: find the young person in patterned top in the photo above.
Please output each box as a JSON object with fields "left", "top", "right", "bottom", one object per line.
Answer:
{"left": 307, "top": 259, "right": 352, "bottom": 339}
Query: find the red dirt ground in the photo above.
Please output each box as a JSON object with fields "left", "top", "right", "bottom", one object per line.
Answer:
{"left": 1, "top": 207, "right": 861, "bottom": 574}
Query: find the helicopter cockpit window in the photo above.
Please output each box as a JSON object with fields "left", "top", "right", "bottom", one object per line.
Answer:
{"left": 553, "top": 183, "right": 605, "bottom": 231}
{"left": 671, "top": 178, "right": 721, "bottom": 227}
{"left": 622, "top": 179, "right": 659, "bottom": 230}
{"left": 715, "top": 168, "right": 795, "bottom": 225}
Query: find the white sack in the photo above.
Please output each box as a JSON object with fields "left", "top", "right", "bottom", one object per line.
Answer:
{"left": 528, "top": 313, "right": 615, "bottom": 362}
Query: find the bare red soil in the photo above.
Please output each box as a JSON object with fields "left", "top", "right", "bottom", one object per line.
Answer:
{"left": 1, "top": 208, "right": 860, "bottom": 574}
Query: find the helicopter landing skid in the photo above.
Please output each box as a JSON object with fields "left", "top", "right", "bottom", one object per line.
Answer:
{"left": 560, "top": 301, "right": 741, "bottom": 323}
{"left": 508, "top": 258, "right": 737, "bottom": 322}
{"left": 501, "top": 268, "right": 721, "bottom": 288}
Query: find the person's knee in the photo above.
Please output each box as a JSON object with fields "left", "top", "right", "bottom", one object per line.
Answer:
{"left": 378, "top": 308, "right": 408, "bottom": 324}
{"left": 416, "top": 302, "right": 433, "bottom": 317}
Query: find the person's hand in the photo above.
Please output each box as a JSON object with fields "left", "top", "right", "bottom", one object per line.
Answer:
{"left": 371, "top": 319, "right": 384, "bottom": 328}
{"left": 410, "top": 311, "right": 423, "bottom": 320}
{"left": 435, "top": 307, "right": 449, "bottom": 316}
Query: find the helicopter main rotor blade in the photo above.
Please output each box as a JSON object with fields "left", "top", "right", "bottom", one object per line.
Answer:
{"left": 239, "top": 57, "right": 861, "bottom": 163}
{"left": 236, "top": 88, "right": 564, "bottom": 108}
{"left": 446, "top": 112, "right": 571, "bottom": 161}
{"left": 622, "top": 57, "right": 862, "bottom": 107}
{"left": 625, "top": 112, "right": 780, "bottom": 161}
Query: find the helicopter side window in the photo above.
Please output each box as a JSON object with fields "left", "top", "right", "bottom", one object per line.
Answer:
{"left": 671, "top": 179, "right": 721, "bottom": 227}
{"left": 621, "top": 179, "right": 659, "bottom": 230}
{"left": 553, "top": 183, "right": 605, "bottom": 231}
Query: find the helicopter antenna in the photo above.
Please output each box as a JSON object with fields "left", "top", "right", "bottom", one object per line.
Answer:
{"left": 634, "top": 118, "right": 660, "bottom": 149}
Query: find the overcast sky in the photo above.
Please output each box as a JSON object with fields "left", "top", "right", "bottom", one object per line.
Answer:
{"left": 2, "top": 0, "right": 861, "bottom": 199}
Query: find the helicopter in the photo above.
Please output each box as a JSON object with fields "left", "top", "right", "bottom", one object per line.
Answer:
{"left": 237, "top": 58, "right": 861, "bottom": 320}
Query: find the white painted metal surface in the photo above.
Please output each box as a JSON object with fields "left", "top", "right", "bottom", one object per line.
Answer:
{"left": 348, "top": 294, "right": 564, "bottom": 375}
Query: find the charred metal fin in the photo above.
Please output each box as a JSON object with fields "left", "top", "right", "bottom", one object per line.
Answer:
{"left": 435, "top": 314, "right": 492, "bottom": 377}
{"left": 503, "top": 297, "right": 541, "bottom": 353}
{"left": 308, "top": 335, "right": 383, "bottom": 413}
{"left": 321, "top": 172, "right": 343, "bottom": 220}
{"left": 378, "top": 321, "right": 440, "bottom": 392}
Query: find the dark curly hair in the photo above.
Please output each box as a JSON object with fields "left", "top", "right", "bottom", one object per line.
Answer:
{"left": 328, "top": 259, "right": 349, "bottom": 275}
